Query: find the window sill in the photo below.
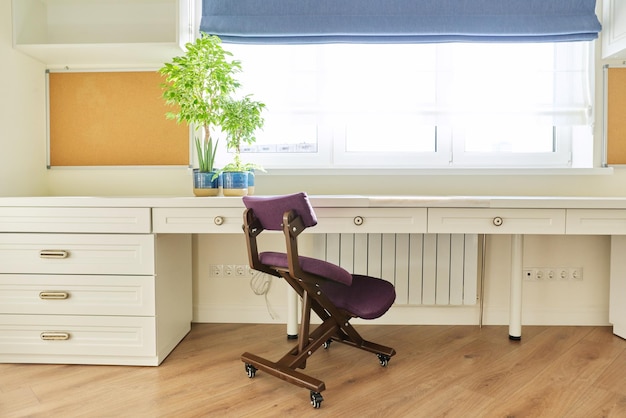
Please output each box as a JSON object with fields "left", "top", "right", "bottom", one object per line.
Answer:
{"left": 259, "top": 167, "right": 614, "bottom": 176}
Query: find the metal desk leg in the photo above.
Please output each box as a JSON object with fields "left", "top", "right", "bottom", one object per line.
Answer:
{"left": 509, "top": 234, "right": 523, "bottom": 340}
{"left": 287, "top": 286, "right": 299, "bottom": 339}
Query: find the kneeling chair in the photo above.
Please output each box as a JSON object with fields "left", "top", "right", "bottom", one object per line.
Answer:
{"left": 241, "top": 192, "right": 396, "bottom": 408}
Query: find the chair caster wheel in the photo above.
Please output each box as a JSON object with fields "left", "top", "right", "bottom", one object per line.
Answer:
{"left": 322, "top": 339, "right": 332, "bottom": 349}
{"left": 310, "top": 391, "right": 323, "bottom": 408}
{"left": 377, "top": 353, "right": 390, "bottom": 367}
{"left": 245, "top": 363, "right": 257, "bottom": 378}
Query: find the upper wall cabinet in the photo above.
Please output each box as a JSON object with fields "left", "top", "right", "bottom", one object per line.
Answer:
{"left": 11, "top": 0, "right": 193, "bottom": 67}
{"left": 603, "top": 0, "right": 626, "bottom": 59}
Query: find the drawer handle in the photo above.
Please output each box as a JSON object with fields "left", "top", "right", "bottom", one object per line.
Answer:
{"left": 40, "top": 332, "right": 70, "bottom": 341}
{"left": 354, "top": 216, "right": 364, "bottom": 226}
{"left": 39, "top": 250, "right": 69, "bottom": 259}
{"left": 214, "top": 216, "right": 224, "bottom": 226}
{"left": 39, "top": 291, "right": 69, "bottom": 300}
{"left": 493, "top": 216, "right": 503, "bottom": 226}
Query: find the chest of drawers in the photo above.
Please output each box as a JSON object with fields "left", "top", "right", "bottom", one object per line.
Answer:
{"left": 0, "top": 207, "right": 191, "bottom": 366}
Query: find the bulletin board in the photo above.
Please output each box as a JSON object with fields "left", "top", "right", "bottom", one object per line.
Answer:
{"left": 606, "top": 66, "right": 626, "bottom": 165}
{"left": 47, "top": 70, "right": 189, "bottom": 167}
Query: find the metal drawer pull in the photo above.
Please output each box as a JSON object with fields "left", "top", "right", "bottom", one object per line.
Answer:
{"left": 39, "top": 250, "right": 69, "bottom": 259}
{"left": 354, "top": 216, "right": 364, "bottom": 226}
{"left": 493, "top": 216, "right": 503, "bottom": 226}
{"left": 214, "top": 216, "right": 224, "bottom": 225}
{"left": 40, "top": 332, "right": 70, "bottom": 341}
{"left": 39, "top": 292, "right": 69, "bottom": 300}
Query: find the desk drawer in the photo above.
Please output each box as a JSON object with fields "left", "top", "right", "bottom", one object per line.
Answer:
{"left": 152, "top": 207, "right": 244, "bottom": 233}
{"left": 0, "top": 234, "right": 154, "bottom": 275}
{"left": 428, "top": 208, "right": 566, "bottom": 234}
{"left": 0, "top": 315, "right": 156, "bottom": 359}
{"left": 0, "top": 275, "right": 155, "bottom": 316}
{"left": 567, "top": 209, "right": 626, "bottom": 235}
{"left": 313, "top": 208, "right": 427, "bottom": 233}
{"left": 0, "top": 207, "right": 151, "bottom": 233}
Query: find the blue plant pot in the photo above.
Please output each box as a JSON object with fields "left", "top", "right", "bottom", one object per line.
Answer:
{"left": 193, "top": 169, "right": 220, "bottom": 197}
{"left": 222, "top": 171, "right": 248, "bottom": 196}
{"left": 247, "top": 170, "right": 255, "bottom": 195}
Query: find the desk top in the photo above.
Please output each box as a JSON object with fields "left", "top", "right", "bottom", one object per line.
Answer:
{"left": 2, "top": 195, "right": 626, "bottom": 209}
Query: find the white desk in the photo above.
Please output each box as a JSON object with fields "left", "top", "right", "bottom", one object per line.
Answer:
{"left": 1, "top": 195, "right": 626, "bottom": 365}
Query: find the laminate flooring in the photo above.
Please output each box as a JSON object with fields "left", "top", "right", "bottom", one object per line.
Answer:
{"left": 2, "top": 324, "right": 626, "bottom": 417}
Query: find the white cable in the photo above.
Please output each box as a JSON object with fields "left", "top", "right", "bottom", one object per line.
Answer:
{"left": 249, "top": 270, "right": 278, "bottom": 320}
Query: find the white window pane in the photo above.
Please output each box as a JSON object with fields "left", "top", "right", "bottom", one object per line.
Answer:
{"left": 463, "top": 126, "right": 554, "bottom": 153}
{"left": 346, "top": 122, "right": 436, "bottom": 152}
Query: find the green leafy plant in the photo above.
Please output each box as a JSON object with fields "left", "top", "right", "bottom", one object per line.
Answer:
{"left": 220, "top": 95, "right": 266, "bottom": 172}
{"left": 158, "top": 33, "right": 241, "bottom": 172}
{"left": 194, "top": 136, "right": 219, "bottom": 172}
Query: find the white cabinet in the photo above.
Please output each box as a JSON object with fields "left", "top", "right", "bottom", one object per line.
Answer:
{"left": 314, "top": 208, "right": 427, "bottom": 234}
{"left": 153, "top": 207, "right": 245, "bottom": 234}
{"left": 11, "top": 0, "right": 193, "bottom": 66}
{"left": 0, "top": 233, "right": 155, "bottom": 275}
{"left": 0, "top": 207, "right": 192, "bottom": 366}
{"left": 566, "top": 209, "right": 626, "bottom": 234}
{"left": 428, "top": 208, "right": 566, "bottom": 234}
{"left": 0, "top": 207, "right": 151, "bottom": 233}
{"left": 602, "top": 0, "right": 626, "bottom": 59}
{"left": 610, "top": 236, "right": 626, "bottom": 338}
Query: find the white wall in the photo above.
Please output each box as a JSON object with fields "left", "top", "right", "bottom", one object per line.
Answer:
{"left": 1, "top": 0, "right": 622, "bottom": 327}
{"left": 0, "top": 0, "right": 47, "bottom": 196}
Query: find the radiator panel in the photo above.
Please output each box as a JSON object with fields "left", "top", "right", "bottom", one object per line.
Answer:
{"left": 322, "top": 233, "right": 479, "bottom": 306}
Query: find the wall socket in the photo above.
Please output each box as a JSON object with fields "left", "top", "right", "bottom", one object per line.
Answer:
{"left": 523, "top": 267, "right": 583, "bottom": 281}
{"left": 209, "top": 264, "right": 255, "bottom": 278}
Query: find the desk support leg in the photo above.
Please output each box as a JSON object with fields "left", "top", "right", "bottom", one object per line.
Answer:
{"left": 509, "top": 234, "right": 523, "bottom": 340}
{"left": 287, "top": 287, "right": 299, "bottom": 339}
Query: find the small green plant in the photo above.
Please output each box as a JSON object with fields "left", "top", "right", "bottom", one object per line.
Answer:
{"left": 220, "top": 95, "right": 266, "bottom": 172}
{"left": 158, "top": 33, "right": 241, "bottom": 172}
{"left": 195, "top": 136, "right": 218, "bottom": 172}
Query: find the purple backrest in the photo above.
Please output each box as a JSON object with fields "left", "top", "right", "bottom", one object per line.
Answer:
{"left": 242, "top": 192, "right": 318, "bottom": 231}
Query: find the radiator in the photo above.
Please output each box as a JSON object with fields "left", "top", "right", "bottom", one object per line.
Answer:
{"left": 319, "top": 233, "right": 479, "bottom": 306}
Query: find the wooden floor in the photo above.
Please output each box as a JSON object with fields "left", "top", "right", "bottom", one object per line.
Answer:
{"left": 2, "top": 324, "right": 626, "bottom": 417}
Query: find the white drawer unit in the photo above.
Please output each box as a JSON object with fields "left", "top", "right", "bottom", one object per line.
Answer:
{"left": 0, "top": 207, "right": 151, "bottom": 233}
{"left": 153, "top": 207, "right": 245, "bottom": 234}
{"left": 0, "top": 205, "right": 192, "bottom": 366}
{"left": 428, "top": 208, "right": 567, "bottom": 234}
{"left": 0, "top": 315, "right": 157, "bottom": 364}
{"left": 0, "top": 275, "right": 155, "bottom": 316}
{"left": 0, "top": 233, "right": 155, "bottom": 275}
{"left": 566, "top": 209, "right": 626, "bottom": 235}
{"left": 313, "top": 208, "right": 427, "bottom": 234}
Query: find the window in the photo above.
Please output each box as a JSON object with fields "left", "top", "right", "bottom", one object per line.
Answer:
{"left": 213, "top": 41, "right": 594, "bottom": 170}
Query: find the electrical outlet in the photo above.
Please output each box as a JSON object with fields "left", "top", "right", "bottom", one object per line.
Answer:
{"left": 210, "top": 264, "right": 223, "bottom": 277}
{"left": 569, "top": 267, "right": 583, "bottom": 280}
{"left": 235, "top": 265, "right": 246, "bottom": 276}
{"left": 523, "top": 267, "right": 583, "bottom": 281}
{"left": 224, "top": 265, "right": 235, "bottom": 276}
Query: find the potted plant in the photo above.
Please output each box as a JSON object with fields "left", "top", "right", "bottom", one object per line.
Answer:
{"left": 219, "top": 95, "right": 266, "bottom": 196}
{"left": 158, "top": 33, "right": 241, "bottom": 196}
{"left": 192, "top": 135, "right": 220, "bottom": 196}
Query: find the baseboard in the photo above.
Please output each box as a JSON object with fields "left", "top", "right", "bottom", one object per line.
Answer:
{"left": 194, "top": 303, "right": 610, "bottom": 326}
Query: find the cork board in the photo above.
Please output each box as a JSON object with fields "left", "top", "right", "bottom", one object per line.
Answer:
{"left": 607, "top": 67, "right": 626, "bottom": 165}
{"left": 48, "top": 71, "right": 189, "bottom": 166}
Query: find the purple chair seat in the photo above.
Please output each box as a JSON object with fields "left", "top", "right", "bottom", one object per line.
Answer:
{"left": 260, "top": 251, "right": 395, "bottom": 319}
{"left": 319, "top": 276, "right": 395, "bottom": 320}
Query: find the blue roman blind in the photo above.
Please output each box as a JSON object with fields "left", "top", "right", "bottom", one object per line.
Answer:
{"left": 200, "top": 0, "right": 601, "bottom": 44}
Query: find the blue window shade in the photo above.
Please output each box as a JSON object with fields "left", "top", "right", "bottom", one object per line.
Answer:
{"left": 200, "top": 0, "right": 601, "bottom": 44}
